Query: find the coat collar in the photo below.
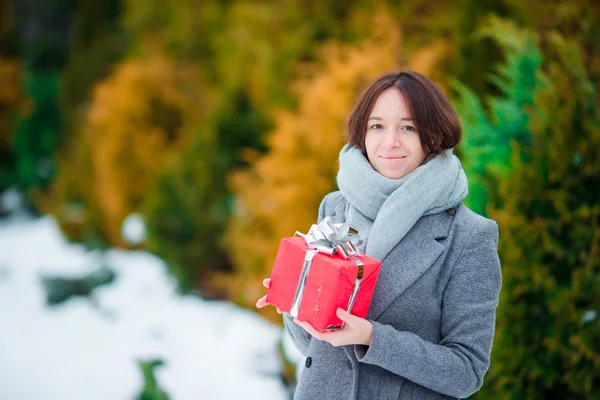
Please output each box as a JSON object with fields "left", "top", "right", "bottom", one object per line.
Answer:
{"left": 366, "top": 209, "right": 454, "bottom": 320}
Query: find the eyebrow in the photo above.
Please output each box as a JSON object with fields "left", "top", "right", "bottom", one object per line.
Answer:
{"left": 368, "top": 116, "right": 414, "bottom": 121}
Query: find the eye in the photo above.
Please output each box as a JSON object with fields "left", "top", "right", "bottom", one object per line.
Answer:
{"left": 401, "top": 125, "right": 416, "bottom": 132}
{"left": 369, "top": 123, "right": 384, "bottom": 130}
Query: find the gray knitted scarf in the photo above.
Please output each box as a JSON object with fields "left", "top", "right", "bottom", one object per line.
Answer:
{"left": 336, "top": 143, "right": 468, "bottom": 262}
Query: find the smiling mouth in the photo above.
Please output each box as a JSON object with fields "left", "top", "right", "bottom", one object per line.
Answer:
{"left": 379, "top": 156, "right": 406, "bottom": 160}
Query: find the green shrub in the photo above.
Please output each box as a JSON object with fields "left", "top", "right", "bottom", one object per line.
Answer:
{"left": 455, "top": 17, "right": 600, "bottom": 399}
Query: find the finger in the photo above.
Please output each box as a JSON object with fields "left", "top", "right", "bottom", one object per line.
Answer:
{"left": 336, "top": 308, "right": 357, "bottom": 325}
{"left": 262, "top": 278, "right": 271, "bottom": 288}
{"left": 256, "top": 295, "right": 269, "bottom": 308}
{"left": 312, "top": 328, "right": 347, "bottom": 347}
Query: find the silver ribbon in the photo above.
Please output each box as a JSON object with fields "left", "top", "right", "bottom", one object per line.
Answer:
{"left": 294, "top": 216, "right": 363, "bottom": 259}
{"left": 289, "top": 217, "right": 364, "bottom": 319}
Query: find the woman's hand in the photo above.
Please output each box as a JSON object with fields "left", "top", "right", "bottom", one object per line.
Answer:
{"left": 255, "top": 278, "right": 283, "bottom": 314}
{"left": 293, "top": 308, "right": 373, "bottom": 347}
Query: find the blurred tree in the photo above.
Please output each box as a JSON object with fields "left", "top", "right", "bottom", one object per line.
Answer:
{"left": 43, "top": 0, "right": 129, "bottom": 245}
{"left": 459, "top": 13, "right": 600, "bottom": 400}
{"left": 222, "top": 7, "right": 450, "bottom": 316}
{"left": 12, "top": 71, "right": 60, "bottom": 194}
{"left": 452, "top": 16, "right": 542, "bottom": 216}
{"left": 50, "top": 52, "right": 199, "bottom": 246}
{"left": 13, "top": 0, "right": 75, "bottom": 70}
{"left": 59, "top": 0, "right": 128, "bottom": 139}
{"left": 122, "top": 0, "right": 383, "bottom": 290}
{"left": 449, "top": 0, "right": 515, "bottom": 98}
{"left": 0, "top": 0, "right": 25, "bottom": 196}
{"left": 0, "top": 57, "right": 23, "bottom": 192}
{"left": 49, "top": 0, "right": 384, "bottom": 286}
{"left": 90, "top": 53, "right": 199, "bottom": 245}
{"left": 8, "top": 0, "right": 76, "bottom": 202}
{"left": 143, "top": 128, "right": 231, "bottom": 292}
{"left": 43, "top": 0, "right": 587, "bottom": 298}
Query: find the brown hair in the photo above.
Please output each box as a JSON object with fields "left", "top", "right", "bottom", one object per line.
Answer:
{"left": 347, "top": 71, "right": 462, "bottom": 157}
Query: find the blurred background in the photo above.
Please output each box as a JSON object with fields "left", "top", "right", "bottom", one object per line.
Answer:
{"left": 0, "top": 0, "right": 598, "bottom": 399}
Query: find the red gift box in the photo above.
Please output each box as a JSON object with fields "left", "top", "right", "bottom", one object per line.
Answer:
{"left": 267, "top": 236, "right": 381, "bottom": 332}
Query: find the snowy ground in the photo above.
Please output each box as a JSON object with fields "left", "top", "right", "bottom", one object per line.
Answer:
{"left": 0, "top": 208, "right": 296, "bottom": 400}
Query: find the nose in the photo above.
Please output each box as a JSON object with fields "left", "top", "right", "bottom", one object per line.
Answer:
{"left": 382, "top": 130, "right": 402, "bottom": 148}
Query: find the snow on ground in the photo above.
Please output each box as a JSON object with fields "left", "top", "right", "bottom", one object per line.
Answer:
{"left": 0, "top": 213, "right": 289, "bottom": 400}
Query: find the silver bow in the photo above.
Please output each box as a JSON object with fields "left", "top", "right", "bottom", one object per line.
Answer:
{"left": 295, "top": 217, "right": 363, "bottom": 259}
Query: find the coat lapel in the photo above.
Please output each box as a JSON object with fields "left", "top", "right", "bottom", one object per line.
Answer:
{"left": 366, "top": 210, "right": 454, "bottom": 321}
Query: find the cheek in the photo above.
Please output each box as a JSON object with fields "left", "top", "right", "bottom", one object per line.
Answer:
{"left": 364, "top": 134, "right": 378, "bottom": 155}
{"left": 407, "top": 136, "right": 425, "bottom": 158}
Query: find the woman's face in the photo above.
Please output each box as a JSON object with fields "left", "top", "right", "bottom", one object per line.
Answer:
{"left": 365, "top": 88, "right": 426, "bottom": 179}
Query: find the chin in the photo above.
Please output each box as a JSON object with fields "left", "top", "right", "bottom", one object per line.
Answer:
{"left": 381, "top": 169, "right": 408, "bottom": 179}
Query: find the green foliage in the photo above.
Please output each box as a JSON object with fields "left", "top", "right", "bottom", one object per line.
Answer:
{"left": 137, "top": 359, "right": 169, "bottom": 400}
{"left": 463, "top": 18, "right": 600, "bottom": 400}
{"left": 43, "top": 1, "right": 129, "bottom": 243}
{"left": 0, "top": 1, "right": 24, "bottom": 193}
{"left": 5, "top": 0, "right": 76, "bottom": 200}
{"left": 453, "top": 17, "right": 544, "bottom": 216}
{"left": 0, "top": 57, "right": 23, "bottom": 194}
{"left": 40, "top": 267, "right": 116, "bottom": 305}
{"left": 15, "top": 0, "right": 76, "bottom": 71}
{"left": 449, "top": 0, "right": 516, "bottom": 98}
{"left": 60, "top": 0, "right": 128, "bottom": 137}
{"left": 141, "top": 87, "right": 272, "bottom": 290}
{"left": 12, "top": 71, "right": 60, "bottom": 194}
{"left": 144, "top": 131, "right": 232, "bottom": 290}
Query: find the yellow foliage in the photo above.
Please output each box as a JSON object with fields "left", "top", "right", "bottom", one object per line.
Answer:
{"left": 51, "top": 51, "right": 200, "bottom": 246}
{"left": 0, "top": 58, "right": 24, "bottom": 152}
{"left": 222, "top": 7, "right": 449, "bottom": 316}
{"left": 88, "top": 53, "right": 199, "bottom": 245}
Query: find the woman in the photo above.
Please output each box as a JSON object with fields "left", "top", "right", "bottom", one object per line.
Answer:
{"left": 257, "top": 71, "right": 502, "bottom": 399}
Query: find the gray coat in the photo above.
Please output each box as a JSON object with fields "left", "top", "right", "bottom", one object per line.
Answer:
{"left": 283, "top": 191, "right": 502, "bottom": 399}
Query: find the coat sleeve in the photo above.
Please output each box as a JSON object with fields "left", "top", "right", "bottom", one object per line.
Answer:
{"left": 281, "top": 191, "right": 340, "bottom": 356}
{"left": 354, "top": 218, "right": 502, "bottom": 398}
{"left": 282, "top": 313, "right": 311, "bottom": 355}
